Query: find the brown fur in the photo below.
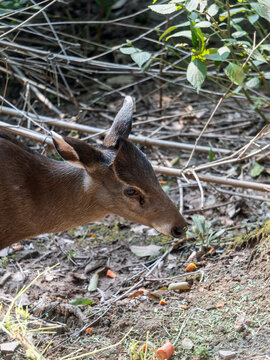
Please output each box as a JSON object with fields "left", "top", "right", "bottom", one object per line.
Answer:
{"left": 0, "top": 97, "right": 186, "bottom": 249}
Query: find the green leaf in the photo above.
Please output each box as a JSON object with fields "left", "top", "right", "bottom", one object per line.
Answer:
{"left": 248, "top": 14, "right": 259, "bottom": 24}
{"left": 159, "top": 22, "right": 190, "bottom": 41}
{"left": 190, "top": 20, "right": 205, "bottom": 51}
{"left": 251, "top": 162, "right": 264, "bottom": 177}
{"left": 261, "top": 44, "right": 270, "bottom": 52}
{"left": 190, "top": 22, "right": 199, "bottom": 49}
{"left": 250, "top": 2, "right": 263, "bottom": 16}
{"left": 186, "top": 58, "right": 207, "bottom": 91}
{"left": 131, "top": 51, "right": 151, "bottom": 68}
{"left": 225, "top": 63, "right": 245, "bottom": 85}
{"left": 207, "top": 3, "right": 219, "bottom": 17}
{"left": 149, "top": 4, "right": 179, "bottom": 14}
{"left": 219, "top": 7, "right": 246, "bottom": 21}
{"left": 258, "top": 0, "right": 270, "bottom": 22}
{"left": 232, "top": 30, "right": 247, "bottom": 38}
{"left": 263, "top": 71, "right": 270, "bottom": 79}
{"left": 120, "top": 47, "right": 138, "bottom": 55}
{"left": 245, "top": 48, "right": 267, "bottom": 63}
{"left": 204, "top": 46, "right": 230, "bottom": 61}
{"left": 245, "top": 77, "right": 260, "bottom": 88}
{"left": 195, "top": 21, "right": 211, "bottom": 28}
{"left": 70, "top": 297, "right": 95, "bottom": 306}
{"left": 231, "top": 17, "right": 245, "bottom": 26}
{"left": 192, "top": 216, "right": 205, "bottom": 235}
{"left": 211, "top": 229, "right": 225, "bottom": 240}
{"left": 199, "top": 0, "right": 207, "bottom": 12}
{"left": 186, "top": 0, "right": 199, "bottom": 12}
{"left": 159, "top": 25, "right": 181, "bottom": 41}
{"left": 166, "top": 30, "right": 192, "bottom": 41}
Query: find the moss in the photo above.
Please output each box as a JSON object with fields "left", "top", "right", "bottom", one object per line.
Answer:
{"left": 229, "top": 219, "right": 270, "bottom": 251}
{"left": 70, "top": 222, "right": 174, "bottom": 248}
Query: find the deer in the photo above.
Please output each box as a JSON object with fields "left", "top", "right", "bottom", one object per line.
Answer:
{"left": 0, "top": 96, "right": 187, "bottom": 250}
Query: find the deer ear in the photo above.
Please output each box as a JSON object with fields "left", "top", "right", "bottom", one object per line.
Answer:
{"left": 112, "top": 139, "right": 158, "bottom": 191}
{"left": 52, "top": 132, "right": 104, "bottom": 169}
{"left": 104, "top": 96, "right": 134, "bottom": 148}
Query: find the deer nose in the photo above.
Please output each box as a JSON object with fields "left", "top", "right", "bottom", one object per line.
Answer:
{"left": 171, "top": 225, "right": 187, "bottom": 238}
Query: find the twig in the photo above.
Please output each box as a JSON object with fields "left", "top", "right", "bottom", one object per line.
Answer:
{"left": 154, "top": 165, "right": 270, "bottom": 192}
{"left": 0, "top": 0, "right": 58, "bottom": 40}
{"left": 177, "top": 178, "right": 184, "bottom": 214}
{"left": 1, "top": 120, "right": 270, "bottom": 193}
{"left": 185, "top": 31, "right": 270, "bottom": 168}
{"left": 0, "top": 106, "right": 230, "bottom": 154}
{"left": 184, "top": 200, "right": 235, "bottom": 214}
{"left": 191, "top": 170, "right": 204, "bottom": 208}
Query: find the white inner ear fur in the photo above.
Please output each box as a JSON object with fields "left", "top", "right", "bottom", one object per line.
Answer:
{"left": 83, "top": 173, "right": 92, "bottom": 192}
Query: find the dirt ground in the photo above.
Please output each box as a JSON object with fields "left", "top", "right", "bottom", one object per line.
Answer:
{"left": 0, "top": 212, "right": 269, "bottom": 360}
{"left": 1, "top": 87, "right": 270, "bottom": 360}
{"left": 1, "top": 84, "right": 270, "bottom": 360}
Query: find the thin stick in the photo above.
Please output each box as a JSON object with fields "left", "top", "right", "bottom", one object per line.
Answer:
{"left": 0, "top": 0, "right": 58, "bottom": 40}
{"left": 0, "top": 106, "right": 230, "bottom": 154}
{"left": 177, "top": 178, "right": 184, "bottom": 214}
{"left": 192, "top": 170, "right": 204, "bottom": 208}
{"left": 0, "top": 121, "right": 269, "bottom": 193}
{"left": 185, "top": 31, "right": 270, "bottom": 168}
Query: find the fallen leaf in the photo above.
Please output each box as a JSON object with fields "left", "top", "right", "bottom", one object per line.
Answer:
{"left": 128, "top": 289, "right": 144, "bottom": 298}
{"left": 251, "top": 162, "right": 264, "bottom": 177}
{"left": 130, "top": 244, "right": 162, "bottom": 257}
{"left": 88, "top": 273, "right": 99, "bottom": 292}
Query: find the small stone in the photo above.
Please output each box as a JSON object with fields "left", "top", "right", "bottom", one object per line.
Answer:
{"left": 218, "top": 350, "right": 237, "bottom": 359}
{"left": 0, "top": 341, "right": 19, "bottom": 353}
{"left": 182, "top": 337, "right": 194, "bottom": 350}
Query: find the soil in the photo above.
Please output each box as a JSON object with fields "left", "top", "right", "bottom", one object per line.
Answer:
{"left": 0, "top": 217, "right": 269, "bottom": 360}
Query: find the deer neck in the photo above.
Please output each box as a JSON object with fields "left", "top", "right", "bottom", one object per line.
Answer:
{"left": 29, "top": 158, "right": 107, "bottom": 235}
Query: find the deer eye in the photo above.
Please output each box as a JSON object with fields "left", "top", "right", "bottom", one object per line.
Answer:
{"left": 124, "top": 188, "right": 138, "bottom": 197}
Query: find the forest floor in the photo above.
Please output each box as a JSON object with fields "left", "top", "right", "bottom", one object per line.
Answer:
{"left": 0, "top": 2, "right": 270, "bottom": 359}
{"left": 0, "top": 215, "right": 269, "bottom": 360}
{"left": 1, "top": 89, "right": 270, "bottom": 359}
